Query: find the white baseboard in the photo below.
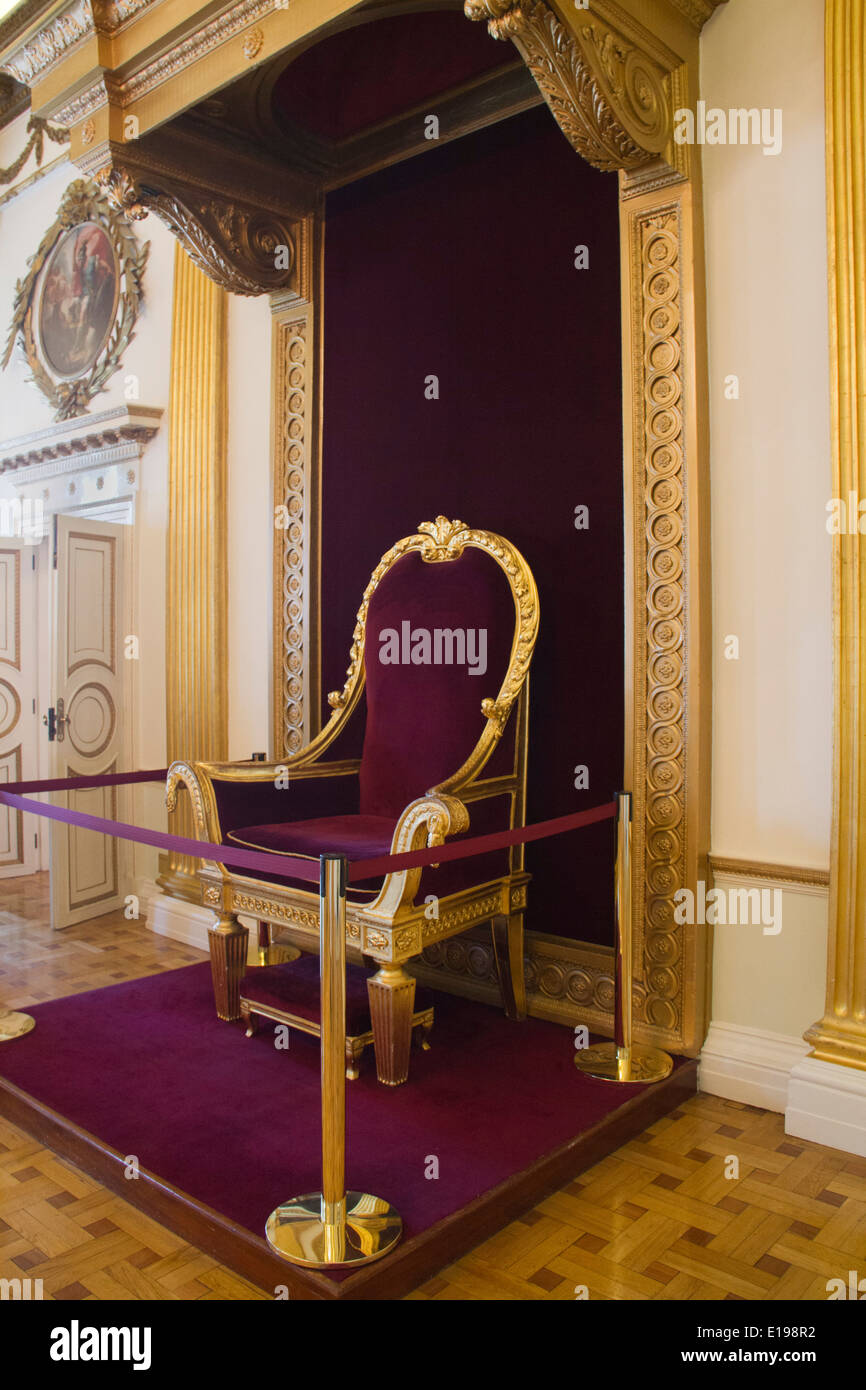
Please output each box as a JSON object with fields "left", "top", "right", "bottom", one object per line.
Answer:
{"left": 142, "top": 881, "right": 260, "bottom": 963}
{"left": 786, "top": 1056, "right": 866, "bottom": 1157}
{"left": 142, "top": 880, "right": 212, "bottom": 952}
{"left": 699, "top": 1021, "right": 809, "bottom": 1112}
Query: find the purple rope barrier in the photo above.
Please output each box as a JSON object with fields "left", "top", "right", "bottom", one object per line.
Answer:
{"left": 0, "top": 770, "right": 617, "bottom": 885}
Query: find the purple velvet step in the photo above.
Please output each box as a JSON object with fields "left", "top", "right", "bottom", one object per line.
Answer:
{"left": 239, "top": 953, "right": 432, "bottom": 1034}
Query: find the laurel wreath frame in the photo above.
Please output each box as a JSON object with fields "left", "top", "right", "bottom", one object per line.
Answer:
{"left": 1, "top": 178, "right": 149, "bottom": 421}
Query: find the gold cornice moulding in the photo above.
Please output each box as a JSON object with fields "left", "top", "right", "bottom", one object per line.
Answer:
{"left": 0, "top": 0, "right": 157, "bottom": 89}
{"left": 464, "top": 0, "right": 672, "bottom": 171}
{"left": 45, "top": 0, "right": 280, "bottom": 126}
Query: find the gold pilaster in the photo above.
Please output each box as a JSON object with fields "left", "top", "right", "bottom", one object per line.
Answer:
{"left": 804, "top": 0, "right": 866, "bottom": 1070}
{"left": 157, "top": 245, "right": 228, "bottom": 900}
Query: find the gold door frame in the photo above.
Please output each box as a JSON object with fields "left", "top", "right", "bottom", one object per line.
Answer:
{"left": 4, "top": 0, "right": 719, "bottom": 1056}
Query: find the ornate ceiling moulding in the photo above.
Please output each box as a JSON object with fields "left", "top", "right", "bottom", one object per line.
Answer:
{"left": 106, "top": 0, "right": 277, "bottom": 113}
{"left": 0, "top": 0, "right": 157, "bottom": 90}
{"left": 91, "top": 0, "right": 156, "bottom": 35}
{"left": 464, "top": 0, "right": 672, "bottom": 172}
{"left": 0, "top": 0, "right": 93, "bottom": 89}
{"left": 53, "top": 76, "right": 114, "bottom": 129}
{"left": 93, "top": 162, "right": 300, "bottom": 297}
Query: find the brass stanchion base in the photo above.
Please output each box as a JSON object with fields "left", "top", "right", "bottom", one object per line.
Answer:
{"left": 574, "top": 1041, "right": 673, "bottom": 1083}
{"left": 266, "top": 1191, "right": 402, "bottom": 1268}
{"left": 0, "top": 1009, "right": 35, "bottom": 1042}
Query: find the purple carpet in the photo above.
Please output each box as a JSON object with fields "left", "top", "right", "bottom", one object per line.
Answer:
{"left": 0, "top": 964, "right": 655, "bottom": 1254}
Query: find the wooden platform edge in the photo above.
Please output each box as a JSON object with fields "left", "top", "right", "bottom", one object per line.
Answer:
{"left": 0, "top": 1059, "right": 698, "bottom": 1301}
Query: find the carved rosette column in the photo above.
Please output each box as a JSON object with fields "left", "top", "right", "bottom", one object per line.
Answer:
{"left": 804, "top": 0, "right": 866, "bottom": 1071}
{"left": 272, "top": 304, "right": 317, "bottom": 757}
{"left": 620, "top": 188, "right": 710, "bottom": 1054}
{"left": 157, "top": 246, "right": 228, "bottom": 900}
{"left": 271, "top": 215, "right": 320, "bottom": 756}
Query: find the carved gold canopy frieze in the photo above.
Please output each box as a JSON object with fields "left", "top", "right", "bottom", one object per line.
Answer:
{"left": 0, "top": 0, "right": 722, "bottom": 295}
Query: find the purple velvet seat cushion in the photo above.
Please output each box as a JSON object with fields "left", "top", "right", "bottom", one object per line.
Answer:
{"left": 226, "top": 813, "right": 395, "bottom": 862}
{"left": 224, "top": 815, "right": 394, "bottom": 897}
{"left": 240, "top": 954, "right": 432, "bottom": 1034}
{"left": 225, "top": 802, "right": 513, "bottom": 902}
{"left": 360, "top": 547, "right": 516, "bottom": 817}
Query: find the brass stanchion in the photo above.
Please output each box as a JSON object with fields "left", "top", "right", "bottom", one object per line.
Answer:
{"left": 574, "top": 792, "right": 673, "bottom": 1083}
{"left": 265, "top": 853, "right": 403, "bottom": 1266}
{"left": 0, "top": 1009, "right": 35, "bottom": 1042}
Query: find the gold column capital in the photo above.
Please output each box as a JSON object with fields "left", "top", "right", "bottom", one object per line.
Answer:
{"left": 804, "top": 0, "right": 866, "bottom": 1070}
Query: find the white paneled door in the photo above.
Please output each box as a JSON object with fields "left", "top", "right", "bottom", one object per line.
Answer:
{"left": 50, "top": 516, "right": 129, "bottom": 928}
{"left": 0, "top": 541, "right": 39, "bottom": 878}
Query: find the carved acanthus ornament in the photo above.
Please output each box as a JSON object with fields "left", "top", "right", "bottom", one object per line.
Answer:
{"left": 144, "top": 192, "right": 295, "bottom": 297}
{"left": 93, "top": 163, "right": 147, "bottom": 219}
{"left": 93, "top": 162, "right": 297, "bottom": 295}
{"left": 464, "top": 0, "right": 671, "bottom": 172}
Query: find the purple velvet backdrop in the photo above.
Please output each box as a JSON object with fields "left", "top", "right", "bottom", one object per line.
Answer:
{"left": 321, "top": 107, "right": 623, "bottom": 946}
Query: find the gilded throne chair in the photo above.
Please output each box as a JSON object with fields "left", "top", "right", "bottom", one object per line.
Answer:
{"left": 166, "top": 517, "right": 539, "bottom": 1085}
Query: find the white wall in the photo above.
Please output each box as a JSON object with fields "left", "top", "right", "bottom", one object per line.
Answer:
{"left": 702, "top": 0, "right": 832, "bottom": 1044}
{"left": 0, "top": 116, "right": 176, "bottom": 886}
{"left": 0, "top": 111, "right": 277, "bottom": 923}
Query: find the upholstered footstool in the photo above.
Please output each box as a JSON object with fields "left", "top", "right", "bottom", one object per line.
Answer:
{"left": 239, "top": 954, "right": 434, "bottom": 1081}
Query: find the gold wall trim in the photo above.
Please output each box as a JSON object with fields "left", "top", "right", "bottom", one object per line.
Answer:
{"left": 414, "top": 928, "right": 616, "bottom": 1032}
{"left": 157, "top": 244, "right": 228, "bottom": 900}
{"left": 710, "top": 857, "right": 830, "bottom": 891}
{"left": 272, "top": 309, "right": 312, "bottom": 756}
{"left": 271, "top": 215, "right": 321, "bottom": 757}
{"left": 805, "top": 0, "right": 866, "bottom": 1071}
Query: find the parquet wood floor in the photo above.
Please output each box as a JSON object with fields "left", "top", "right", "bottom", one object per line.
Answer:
{"left": 1, "top": 874, "right": 864, "bottom": 1301}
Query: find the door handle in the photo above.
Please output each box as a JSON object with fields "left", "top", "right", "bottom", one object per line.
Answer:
{"left": 42, "top": 697, "right": 68, "bottom": 743}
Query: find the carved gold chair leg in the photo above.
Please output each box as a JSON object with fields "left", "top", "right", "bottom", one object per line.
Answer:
{"left": 208, "top": 912, "right": 249, "bottom": 1021}
{"left": 240, "top": 1000, "right": 259, "bottom": 1038}
{"left": 491, "top": 913, "right": 527, "bottom": 1021}
{"left": 345, "top": 1039, "right": 363, "bottom": 1081}
{"left": 415, "top": 1018, "right": 433, "bottom": 1052}
{"left": 367, "top": 964, "right": 417, "bottom": 1087}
